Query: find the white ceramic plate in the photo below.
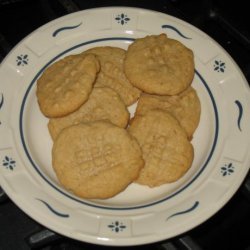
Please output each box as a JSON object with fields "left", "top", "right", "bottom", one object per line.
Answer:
{"left": 0, "top": 7, "right": 250, "bottom": 246}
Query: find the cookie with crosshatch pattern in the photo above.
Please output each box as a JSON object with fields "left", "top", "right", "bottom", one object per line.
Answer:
{"left": 52, "top": 121, "right": 144, "bottom": 199}
{"left": 48, "top": 87, "right": 129, "bottom": 140}
{"left": 134, "top": 86, "right": 201, "bottom": 139}
{"left": 124, "top": 33, "right": 194, "bottom": 95}
{"left": 128, "top": 110, "right": 194, "bottom": 187}
{"left": 83, "top": 46, "right": 141, "bottom": 106}
{"left": 36, "top": 53, "right": 100, "bottom": 118}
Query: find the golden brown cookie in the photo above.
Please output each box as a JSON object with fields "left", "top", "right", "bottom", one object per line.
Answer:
{"left": 36, "top": 53, "right": 100, "bottom": 117}
{"left": 135, "top": 87, "right": 201, "bottom": 139}
{"left": 83, "top": 46, "right": 141, "bottom": 106}
{"left": 48, "top": 87, "right": 129, "bottom": 140}
{"left": 124, "top": 33, "right": 194, "bottom": 95}
{"left": 52, "top": 121, "right": 144, "bottom": 199}
{"left": 128, "top": 110, "right": 194, "bottom": 187}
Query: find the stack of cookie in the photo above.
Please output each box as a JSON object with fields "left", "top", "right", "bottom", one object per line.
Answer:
{"left": 36, "top": 33, "right": 200, "bottom": 199}
{"left": 125, "top": 34, "right": 200, "bottom": 187}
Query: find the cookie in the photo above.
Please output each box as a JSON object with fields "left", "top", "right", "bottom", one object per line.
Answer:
{"left": 83, "top": 46, "right": 141, "bottom": 106}
{"left": 128, "top": 110, "right": 194, "bottom": 187}
{"left": 135, "top": 87, "right": 201, "bottom": 139}
{"left": 36, "top": 53, "right": 100, "bottom": 117}
{"left": 48, "top": 87, "right": 129, "bottom": 140}
{"left": 124, "top": 33, "right": 194, "bottom": 95}
{"left": 52, "top": 121, "right": 144, "bottom": 199}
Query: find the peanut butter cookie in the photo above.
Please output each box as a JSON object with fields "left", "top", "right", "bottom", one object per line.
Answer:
{"left": 135, "top": 87, "right": 201, "bottom": 139}
{"left": 36, "top": 53, "right": 100, "bottom": 117}
{"left": 124, "top": 33, "right": 194, "bottom": 95}
{"left": 129, "top": 110, "right": 194, "bottom": 187}
{"left": 48, "top": 87, "right": 129, "bottom": 140}
{"left": 84, "top": 46, "right": 141, "bottom": 106}
{"left": 52, "top": 121, "right": 144, "bottom": 199}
